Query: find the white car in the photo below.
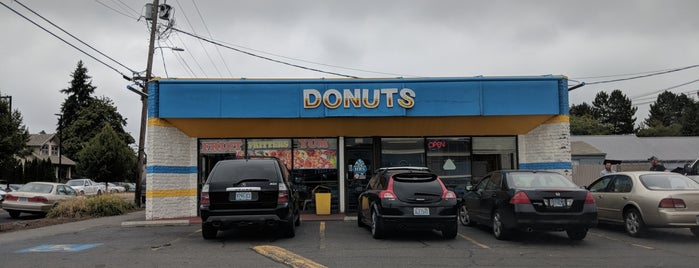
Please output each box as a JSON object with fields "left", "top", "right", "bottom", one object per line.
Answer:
{"left": 66, "top": 178, "right": 103, "bottom": 196}
{"left": 106, "top": 183, "right": 126, "bottom": 193}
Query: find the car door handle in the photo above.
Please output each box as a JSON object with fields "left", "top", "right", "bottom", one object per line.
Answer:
{"left": 622, "top": 196, "right": 629, "bottom": 200}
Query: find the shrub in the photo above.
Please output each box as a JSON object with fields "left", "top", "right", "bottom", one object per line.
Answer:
{"left": 48, "top": 195, "right": 135, "bottom": 218}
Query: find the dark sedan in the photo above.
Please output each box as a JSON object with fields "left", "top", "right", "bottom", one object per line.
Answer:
{"left": 459, "top": 170, "right": 597, "bottom": 240}
{"left": 357, "top": 167, "right": 458, "bottom": 239}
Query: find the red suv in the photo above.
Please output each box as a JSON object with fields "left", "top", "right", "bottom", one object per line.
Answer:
{"left": 357, "top": 167, "right": 458, "bottom": 239}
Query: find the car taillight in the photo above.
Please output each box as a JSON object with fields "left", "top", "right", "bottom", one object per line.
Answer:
{"left": 200, "top": 184, "right": 210, "bottom": 205}
{"left": 379, "top": 190, "right": 396, "bottom": 200}
{"left": 584, "top": 192, "right": 595, "bottom": 204}
{"left": 509, "top": 191, "right": 531, "bottom": 204}
{"left": 278, "top": 183, "right": 289, "bottom": 204}
{"left": 4, "top": 194, "right": 18, "bottom": 201}
{"left": 659, "top": 198, "right": 686, "bottom": 208}
{"left": 28, "top": 196, "right": 49, "bottom": 203}
{"left": 443, "top": 191, "right": 457, "bottom": 200}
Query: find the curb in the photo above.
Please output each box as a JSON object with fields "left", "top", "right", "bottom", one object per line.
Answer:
{"left": 121, "top": 220, "right": 190, "bottom": 227}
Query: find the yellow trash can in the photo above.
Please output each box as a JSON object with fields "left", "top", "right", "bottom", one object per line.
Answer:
{"left": 315, "top": 192, "right": 331, "bottom": 215}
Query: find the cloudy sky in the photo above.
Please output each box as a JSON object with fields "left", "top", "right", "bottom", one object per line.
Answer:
{"left": 1, "top": 0, "right": 698, "bottom": 140}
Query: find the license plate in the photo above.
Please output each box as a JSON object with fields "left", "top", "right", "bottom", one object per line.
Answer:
{"left": 413, "top": 207, "right": 430, "bottom": 216}
{"left": 551, "top": 198, "right": 565, "bottom": 208}
{"left": 19, "top": 197, "right": 27, "bottom": 202}
{"left": 235, "top": 192, "right": 252, "bottom": 201}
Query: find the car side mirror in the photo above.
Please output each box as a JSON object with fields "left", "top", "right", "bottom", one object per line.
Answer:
{"left": 465, "top": 185, "right": 474, "bottom": 191}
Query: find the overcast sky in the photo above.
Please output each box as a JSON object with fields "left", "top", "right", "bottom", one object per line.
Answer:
{"left": 1, "top": 0, "right": 698, "bottom": 141}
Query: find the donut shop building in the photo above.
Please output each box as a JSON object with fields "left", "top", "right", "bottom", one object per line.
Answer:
{"left": 144, "top": 76, "right": 572, "bottom": 220}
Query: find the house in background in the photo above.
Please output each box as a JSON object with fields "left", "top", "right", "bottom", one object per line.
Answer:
{"left": 26, "top": 132, "right": 76, "bottom": 180}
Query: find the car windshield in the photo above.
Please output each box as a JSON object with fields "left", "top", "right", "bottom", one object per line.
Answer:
{"left": 66, "top": 180, "right": 82, "bottom": 186}
{"left": 507, "top": 172, "right": 578, "bottom": 189}
{"left": 19, "top": 183, "right": 54, "bottom": 193}
{"left": 640, "top": 174, "right": 699, "bottom": 190}
{"left": 208, "top": 160, "right": 280, "bottom": 183}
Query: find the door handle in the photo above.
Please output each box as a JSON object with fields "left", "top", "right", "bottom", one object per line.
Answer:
{"left": 623, "top": 196, "right": 629, "bottom": 200}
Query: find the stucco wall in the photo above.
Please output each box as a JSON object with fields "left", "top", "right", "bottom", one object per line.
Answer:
{"left": 518, "top": 116, "right": 572, "bottom": 179}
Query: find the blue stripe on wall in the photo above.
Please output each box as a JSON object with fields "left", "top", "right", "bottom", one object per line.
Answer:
{"left": 519, "top": 162, "right": 572, "bottom": 170}
{"left": 147, "top": 165, "right": 197, "bottom": 174}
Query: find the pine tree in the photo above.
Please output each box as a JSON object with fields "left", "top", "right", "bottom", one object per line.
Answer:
{"left": 0, "top": 91, "right": 31, "bottom": 181}
{"left": 606, "top": 90, "right": 637, "bottom": 134}
{"left": 77, "top": 124, "right": 136, "bottom": 184}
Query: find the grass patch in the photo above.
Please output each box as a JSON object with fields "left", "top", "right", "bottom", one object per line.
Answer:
{"left": 48, "top": 194, "right": 135, "bottom": 218}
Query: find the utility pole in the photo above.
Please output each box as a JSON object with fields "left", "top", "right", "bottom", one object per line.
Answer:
{"left": 54, "top": 113, "right": 62, "bottom": 182}
{"left": 135, "top": 0, "right": 159, "bottom": 207}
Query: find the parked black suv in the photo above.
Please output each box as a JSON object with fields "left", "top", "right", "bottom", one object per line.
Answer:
{"left": 199, "top": 158, "right": 301, "bottom": 239}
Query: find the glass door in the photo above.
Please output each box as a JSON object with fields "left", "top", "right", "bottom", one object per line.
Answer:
{"left": 344, "top": 138, "right": 374, "bottom": 213}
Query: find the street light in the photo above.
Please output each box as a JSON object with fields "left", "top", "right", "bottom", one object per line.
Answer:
{"left": 155, "top": 46, "right": 184, "bottom": 78}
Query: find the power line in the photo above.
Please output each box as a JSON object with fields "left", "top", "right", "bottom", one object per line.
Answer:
{"left": 1, "top": 1, "right": 132, "bottom": 80}
{"left": 174, "top": 0, "right": 221, "bottom": 77}
{"left": 164, "top": 39, "right": 196, "bottom": 77}
{"left": 112, "top": 0, "right": 140, "bottom": 17}
{"left": 172, "top": 27, "right": 360, "bottom": 78}
{"left": 14, "top": 0, "right": 138, "bottom": 75}
{"left": 630, "top": 79, "right": 699, "bottom": 102}
{"left": 191, "top": 0, "right": 233, "bottom": 77}
{"left": 96, "top": 0, "right": 138, "bottom": 20}
{"left": 572, "top": 67, "right": 681, "bottom": 80}
{"left": 584, "top": 64, "right": 699, "bottom": 85}
{"left": 173, "top": 31, "right": 207, "bottom": 77}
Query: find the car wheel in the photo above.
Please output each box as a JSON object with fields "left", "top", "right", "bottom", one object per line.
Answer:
{"left": 201, "top": 223, "right": 217, "bottom": 239}
{"left": 371, "top": 209, "right": 385, "bottom": 239}
{"left": 458, "top": 204, "right": 475, "bottom": 226}
{"left": 566, "top": 227, "right": 588, "bottom": 240}
{"left": 281, "top": 219, "right": 296, "bottom": 238}
{"left": 690, "top": 227, "right": 699, "bottom": 237}
{"left": 8, "top": 210, "right": 20, "bottom": 219}
{"left": 624, "top": 208, "right": 646, "bottom": 237}
{"left": 357, "top": 210, "right": 367, "bottom": 227}
{"left": 294, "top": 213, "right": 301, "bottom": 227}
{"left": 492, "top": 210, "right": 511, "bottom": 240}
{"left": 97, "top": 190, "right": 102, "bottom": 196}
{"left": 79, "top": 191, "right": 85, "bottom": 196}
{"left": 442, "top": 221, "right": 458, "bottom": 239}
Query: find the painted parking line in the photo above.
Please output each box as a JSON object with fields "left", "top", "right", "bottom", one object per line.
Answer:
{"left": 589, "top": 231, "right": 654, "bottom": 250}
{"left": 16, "top": 243, "right": 103, "bottom": 253}
{"left": 252, "top": 245, "right": 326, "bottom": 268}
{"left": 319, "top": 221, "right": 326, "bottom": 249}
{"left": 458, "top": 233, "right": 491, "bottom": 249}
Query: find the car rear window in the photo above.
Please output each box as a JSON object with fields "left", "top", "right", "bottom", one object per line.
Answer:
{"left": 640, "top": 174, "right": 699, "bottom": 190}
{"left": 20, "top": 183, "right": 54, "bottom": 193}
{"left": 507, "top": 172, "right": 578, "bottom": 189}
{"left": 392, "top": 173, "right": 442, "bottom": 196}
{"left": 208, "top": 160, "right": 280, "bottom": 183}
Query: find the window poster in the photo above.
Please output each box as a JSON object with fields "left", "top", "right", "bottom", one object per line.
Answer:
{"left": 247, "top": 139, "right": 292, "bottom": 169}
{"left": 293, "top": 139, "right": 337, "bottom": 169}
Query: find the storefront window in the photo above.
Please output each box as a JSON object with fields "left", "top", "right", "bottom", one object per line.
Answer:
{"left": 381, "top": 138, "right": 425, "bottom": 167}
{"left": 426, "top": 137, "right": 471, "bottom": 180}
{"left": 292, "top": 138, "right": 338, "bottom": 169}
{"left": 472, "top": 137, "right": 517, "bottom": 181}
{"left": 247, "top": 139, "right": 292, "bottom": 169}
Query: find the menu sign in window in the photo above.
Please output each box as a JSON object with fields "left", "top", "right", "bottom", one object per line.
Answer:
{"left": 247, "top": 139, "right": 292, "bottom": 169}
{"left": 293, "top": 139, "right": 337, "bottom": 169}
{"left": 200, "top": 139, "right": 245, "bottom": 157}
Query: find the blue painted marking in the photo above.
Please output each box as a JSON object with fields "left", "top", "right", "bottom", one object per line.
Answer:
{"left": 16, "top": 243, "right": 103, "bottom": 253}
{"left": 519, "top": 162, "right": 572, "bottom": 170}
{"left": 147, "top": 165, "right": 197, "bottom": 174}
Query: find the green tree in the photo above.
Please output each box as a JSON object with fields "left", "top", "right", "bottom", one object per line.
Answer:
{"left": 644, "top": 91, "right": 694, "bottom": 127}
{"left": 591, "top": 91, "right": 610, "bottom": 123}
{"left": 606, "top": 90, "right": 637, "bottom": 134}
{"left": 58, "top": 61, "right": 96, "bottom": 159}
{"left": 0, "top": 92, "right": 31, "bottom": 182}
{"left": 77, "top": 124, "right": 136, "bottom": 185}
{"left": 63, "top": 97, "right": 135, "bottom": 161}
{"left": 569, "top": 103, "right": 595, "bottom": 117}
{"left": 637, "top": 119, "right": 683, "bottom": 137}
{"left": 570, "top": 115, "right": 611, "bottom": 135}
{"left": 679, "top": 101, "right": 699, "bottom": 135}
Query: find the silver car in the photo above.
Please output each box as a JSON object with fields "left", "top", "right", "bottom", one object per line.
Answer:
{"left": 588, "top": 171, "right": 699, "bottom": 237}
{"left": 1, "top": 182, "right": 78, "bottom": 218}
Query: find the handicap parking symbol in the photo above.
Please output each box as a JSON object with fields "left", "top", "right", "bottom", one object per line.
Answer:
{"left": 16, "top": 243, "right": 103, "bottom": 253}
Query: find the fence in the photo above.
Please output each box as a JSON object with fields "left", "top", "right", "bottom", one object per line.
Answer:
{"left": 572, "top": 163, "right": 650, "bottom": 186}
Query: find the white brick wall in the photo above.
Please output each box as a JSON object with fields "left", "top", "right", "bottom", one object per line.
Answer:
{"left": 145, "top": 122, "right": 199, "bottom": 220}
{"left": 518, "top": 119, "right": 572, "bottom": 179}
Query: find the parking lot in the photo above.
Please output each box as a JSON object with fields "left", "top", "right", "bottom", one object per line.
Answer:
{"left": 1, "top": 210, "right": 699, "bottom": 267}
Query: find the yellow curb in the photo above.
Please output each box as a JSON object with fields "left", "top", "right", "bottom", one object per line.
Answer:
{"left": 252, "top": 245, "right": 326, "bottom": 268}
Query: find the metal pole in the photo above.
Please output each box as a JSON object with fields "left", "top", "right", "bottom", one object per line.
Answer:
{"left": 55, "top": 114, "right": 62, "bottom": 182}
{"left": 136, "top": 0, "right": 159, "bottom": 207}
